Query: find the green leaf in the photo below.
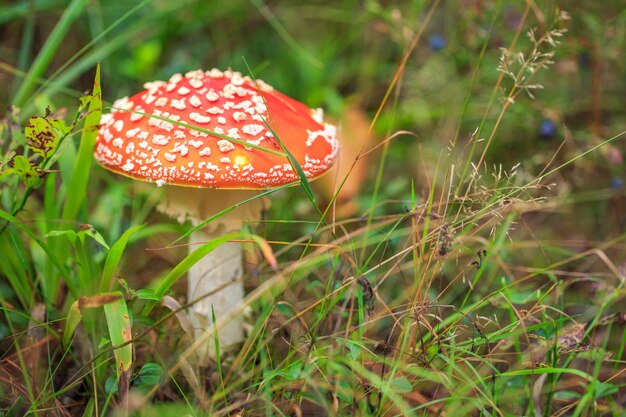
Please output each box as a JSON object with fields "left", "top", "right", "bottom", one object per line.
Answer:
{"left": 100, "top": 224, "right": 144, "bottom": 292}
{"left": 133, "top": 363, "right": 163, "bottom": 388}
{"left": 593, "top": 381, "right": 618, "bottom": 399}
{"left": 135, "top": 289, "right": 161, "bottom": 301}
{"left": 345, "top": 340, "right": 362, "bottom": 361}
{"left": 104, "top": 375, "right": 118, "bottom": 395}
{"left": 11, "top": 155, "right": 43, "bottom": 188}
{"left": 24, "top": 116, "right": 67, "bottom": 158}
{"left": 390, "top": 376, "right": 413, "bottom": 394}
{"left": 63, "top": 293, "right": 125, "bottom": 346}
{"left": 12, "top": 155, "right": 31, "bottom": 172}
{"left": 0, "top": 151, "right": 16, "bottom": 171}
{"left": 554, "top": 390, "right": 581, "bottom": 401}
{"left": 62, "top": 300, "right": 83, "bottom": 346}
{"left": 103, "top": 291, "right": 133, "bottom": 378}
{"left": 62, "top": 64, "right": 102, "bottom": 223}
{"left": 77, "top": 225, "right": 110, "bottom": 249}
{"left": 98, "top": 336, "right": 110, "bottom": 349}
{"left": 45, "top": 229, "right": 77, "bottom": 244}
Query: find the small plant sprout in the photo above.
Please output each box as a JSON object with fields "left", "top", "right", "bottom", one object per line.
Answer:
{"left": 94, "top": 68, "right": 339, "bottom": 363}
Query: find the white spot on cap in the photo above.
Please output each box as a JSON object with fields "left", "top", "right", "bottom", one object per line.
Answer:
{"left": 206, "top": 106, "right": 224, "bottom": 115}
{"left": 188, "top": 140, "right": 203, "bottom": 148}
{"left": 242, "top": 124, "right": 264, "bottom": 136}
{"left": 164, "top": 153, "right": 176, "bottom": 162}
{"left": 112, "top": 97, "right": 130, "bottom": 109}
{"left": 206, "top": 91, "right": 219, "bottom": 102}
{"left": 100, "top": 113, "right": 113, "bottom": 126}
{"left": 152, "top": 135, "right": 169, "bottom": 146}
{"left": 311, "top": 108, "right": 324, "bottom": 124}
{"left": 231, "top": 73, "right": 244, "bottom": 86}
{"left": 126, "top": 127, "right": 141, "bottom": 138}
{"left": 143, "top": 80, "right": 166, "bottom": 90}
{"left": 189, "top": 112, "right": 211, "bottom": 124}
{"left": 112, "top": 138, "right": 124, "bottom": 148}
{"left": 233, "top": 111, "right": 247, "bottom": 122}
{"left": 130, "top": 108, "right": 144, "bottom": 121}
{"left": 189, "top": 78, "right": 203, "bottom": 89}
{"left": 173, "top": 143, "right": 189, "bottom": 156}
{"left": 199, "top": 147, "right": 211, "bottom": 156}
{"left": 189, "top": 129, "right": 208, "bottom": 138}
{"left": 227, "top": 128, "right": 241, "bottom": 139}
{"left": 177, "top": 86, "right": 190, "bottom": 95}
{"left": 185, "top": 69, "right": 204, "bottom": 79}
{"left": 189, "top": 95, "right": 202, "bottom": 108}
{"left": 156, "top": 179, "right": 166, "bottom": 187}
{"left": 113, "top": 120, "right": 124, "bottom": 132}
{"left": 171, "top": 98, "right": 186, "bottom": 110}
{"left": 155, "top": 97, "right": 168, "bottom": 107}
{"left": 206, "top": 162, "right": 220, "bottom": 171}
{"left": 207, "top": 68, "right": 224, "bottom": 78}
{"left": 217, "top": 140, "right": 235, "bottom": 153}
{"left": 236, "top": 100, "right": 252, "bottom": 109}
{"left": 122, "top": 162, "right": 135, "bottom": 172}
{"left": 169, "top": 73, "right": 183, "bottom": 84}
{"left": 218, "top": 116, "right": 226, "bottom": 124}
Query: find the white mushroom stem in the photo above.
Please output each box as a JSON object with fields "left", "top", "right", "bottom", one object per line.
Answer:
{"left": 188, "top": 229, "right": 244, "bottom": 358}
{"left": 157, "top": 187, "right": 268, "bottom": 363}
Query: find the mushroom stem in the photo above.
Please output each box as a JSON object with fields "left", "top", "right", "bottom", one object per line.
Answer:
{"left": 188, "top": 229, "right": 244, "bottom": 361}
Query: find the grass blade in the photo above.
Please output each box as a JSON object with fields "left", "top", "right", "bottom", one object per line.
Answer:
{"left": 62, "top": 300, "right": 82, "bottom": 346}
{"left": 12, "top": 0, "right": 89, "bottom": 107}
{"left": 61, "top": 63, "right": 102, "bottom": 222}
{"left": 100, "top": 224, "right": 145, "bottom": 292}
{"left": 62, "top": 292, "right": 123, "bottom": 346}
{"left": 103, "top": 291, "right": 133, "bottom": 378}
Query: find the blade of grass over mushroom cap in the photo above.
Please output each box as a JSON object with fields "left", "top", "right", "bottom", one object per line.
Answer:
{"left": 260, "top": 117, "right": 317, "bottom": 207}
{"left": 242, "top": 59, "right": 318, "bottom": 208}
{"left": 110, "top": 107, "right": 287, "bottom": 158}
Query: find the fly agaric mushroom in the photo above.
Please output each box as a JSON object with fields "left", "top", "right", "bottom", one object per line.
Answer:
{"left": 94, "top": 68, "right": 338, "bottom": 360}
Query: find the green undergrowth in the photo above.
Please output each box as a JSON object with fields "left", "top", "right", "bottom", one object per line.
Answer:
{"left": 1, "top": 1, "right": 625, "bottom": 416}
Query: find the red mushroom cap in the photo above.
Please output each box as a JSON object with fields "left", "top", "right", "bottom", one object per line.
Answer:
{"left": 95, "top": 69, "right": 338, "bottom": 189}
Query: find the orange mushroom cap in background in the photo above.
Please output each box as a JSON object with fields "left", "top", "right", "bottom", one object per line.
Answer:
{"left": 95, "top": 69, "right": 339, "bottom": 189}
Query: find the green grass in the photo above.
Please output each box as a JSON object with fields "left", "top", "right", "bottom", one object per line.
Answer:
{"left": 1, "top": 1, "right": 626, "bottom": 416}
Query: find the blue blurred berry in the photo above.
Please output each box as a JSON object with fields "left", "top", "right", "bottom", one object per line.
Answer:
{"left": 539, "top": 119, "right": 557, "bottom": 139}
{"left": 578, "top": 51, "right": 590, "bottom": 68}
{"left": 429, "top": 35, "right": 446, "bottom": 52}
{"left": 609, "top": 177, "right": 624, "bottom": 189}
